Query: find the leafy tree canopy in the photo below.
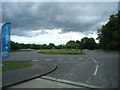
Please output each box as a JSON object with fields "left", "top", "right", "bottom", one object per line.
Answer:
{"left": 97, "top": 11, "right": 120, "bottom": 50}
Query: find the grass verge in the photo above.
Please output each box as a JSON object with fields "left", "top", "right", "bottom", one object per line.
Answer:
{"left": 38, "top": 49, "right": 85, "bottom": 55}
{"left": 0, "top": 62, "right": 33, "bottom": 71}
{"left": 10, "top": 49, "right": 35, "bottom": 52}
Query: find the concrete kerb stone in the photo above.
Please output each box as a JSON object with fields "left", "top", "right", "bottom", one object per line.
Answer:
{"left": 2, "top": 64, "right": 57, "bottom": 89}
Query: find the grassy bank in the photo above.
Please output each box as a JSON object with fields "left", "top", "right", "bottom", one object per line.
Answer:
{"left": 0, "top": 62, "right": 33, "bottom": 71}
{"left": 10, "top": 49, "right": 35, "bottom": 52}
{"left": 38, "top": 49, "right": 85, "bottom": 55}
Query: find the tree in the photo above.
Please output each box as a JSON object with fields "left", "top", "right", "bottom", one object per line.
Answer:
{"left": 48, "top": 43, "right": 55, "bottom": 49}
{"left": 65, "top": 40, "right": 82, "bottom": 49}
{"left": 10, "top": 41, "right": 20, "bottom": 50}
{"left": 81, "top": 37, "right": 97, "bottom": 50}
{"left": 76, "top": 40, "right": 81, "bottom": 49}
{"left": 56, "top": 45, "right": 64, "bottom": 49}
{"left": 97, "top": 11, "right": 120, "bottom": 50}
{"left": 66, "top": 40, "right": 76, "bottom": 49}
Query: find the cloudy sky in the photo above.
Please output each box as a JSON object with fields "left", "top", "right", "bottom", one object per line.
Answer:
{"left": 2, "top": 2, "right": 118, "bottom": 45}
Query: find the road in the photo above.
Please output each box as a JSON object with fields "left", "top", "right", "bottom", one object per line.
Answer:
{"left": 7, "top": 50, "right": 118, "bottom": 88}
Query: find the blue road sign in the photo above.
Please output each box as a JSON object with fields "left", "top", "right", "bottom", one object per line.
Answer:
{"left": 1, "top": 23, "right": 11, "bottom": 61}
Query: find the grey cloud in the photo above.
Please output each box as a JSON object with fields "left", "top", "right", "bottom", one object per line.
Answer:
{"left": 2, "top": 2, "right": 118, "bottom": 36}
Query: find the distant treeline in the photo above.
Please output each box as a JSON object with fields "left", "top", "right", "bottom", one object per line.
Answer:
{"left": 11, "top": 11, "right": 119, "bottom": 51}
{"left": 10, "top": 37, "right": 98, "bottom": 51}
{"left": 97, "top": 11, "right": 120, "bottom": 50}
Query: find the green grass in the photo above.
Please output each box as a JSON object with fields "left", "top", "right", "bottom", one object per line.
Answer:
{"left": 0, "top": 62, "right": 33, "bottom": 71}
{"left": 38, "top": 49, "right": 85, "bottom": 55}
{"left": 10, "top": 49, "right": 35, "bottom": 52}
{"left": 82, "top": 49, "right": 90, "bottom": 52}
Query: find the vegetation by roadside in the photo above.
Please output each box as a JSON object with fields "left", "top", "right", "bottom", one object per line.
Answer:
{"left": 10, "top": 11, "right": 119, "bottom": 52}
{"left": 10, "top": 49, "right": 35, "bottom": 52}
{"left": 97, "top": 11, "right": 120, "bottom": 50}
{"left": 0, "top": 62, "right": 33, "bottom": 71}
{"left": 38, "top": 49, "right": 85, "bottom": 55}
{"left": 10, "top": 36, "right": 98, "bottom": 51}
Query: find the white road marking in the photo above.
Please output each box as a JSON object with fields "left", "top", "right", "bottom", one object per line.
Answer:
{"left": 45, "top": 59, "right": 53, "bottom": 61}
{"left": 91, "top": 58, "right": 97, "bottom": 63}
{"left": 91, "top": 58, "right": 99, "bottom": 76}
{"left": 94, "top": 65, "right": 98, "bottom": 76}
{"left": 32, "top": 60, "right": 39, "bottom": 62}
{"left": 58, "top": 59, "right": 62, "bottom": 61}
{"left": 78, "top": 58, "right": 83, "bottom": 60}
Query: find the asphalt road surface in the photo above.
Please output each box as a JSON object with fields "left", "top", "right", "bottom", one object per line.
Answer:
{"left": 7, "top": 50, "right": 118, "bottom": 88}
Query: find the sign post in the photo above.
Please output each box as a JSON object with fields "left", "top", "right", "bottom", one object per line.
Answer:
{"left": 0, "top": 23, "right": 11, "bottom": 63}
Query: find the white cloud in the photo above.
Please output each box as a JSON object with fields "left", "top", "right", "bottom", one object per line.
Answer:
{"left": 3, "top": 2, "right": 118, "bottom": 36}
{"left": 4, "top": 2, "right": 116, "bottom": 44}
{"left": 11, "top": 30, "right": 99, "bottom": 45}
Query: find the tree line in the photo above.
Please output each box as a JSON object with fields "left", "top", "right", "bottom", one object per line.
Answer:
{"left": 10, "top": 37, "right": 98, "bottom": 51}
{"left": 11, "top": 11, "right": 119, "bottom": 51}
{"left": 97, "top": 11, "right": 120, "bottom": 50}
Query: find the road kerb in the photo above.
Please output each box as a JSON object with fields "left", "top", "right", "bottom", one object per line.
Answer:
{"left": 2, "top": 64, "right": 57, "bottom": 89}
{"left": 41, "top": 76, "right": 101, "bottom": 88}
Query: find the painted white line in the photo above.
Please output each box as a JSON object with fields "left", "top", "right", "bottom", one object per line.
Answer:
{"left": 58, "top": 59, "right": 62, "bottom": 61}
{"left": 91, "top": 58, "right": 98, "bottom": 76}
{"left": 32, "top": 60, "right": 39, "bottom": 62}
{"left": 78, "top": 58, "right": 83, "bottom": 60}
{"left": 94, "top": 65, "right": 98, "bottom": 76}
{"left": 45, "top": 59, "right": 53, "bottom": 61}
{"left": 91, "top": 58, "right": 97, "bottom": 63}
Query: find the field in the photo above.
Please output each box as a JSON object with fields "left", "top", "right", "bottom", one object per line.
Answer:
{"left": 10, "top": 49, "right": 35, "bottom": 52}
